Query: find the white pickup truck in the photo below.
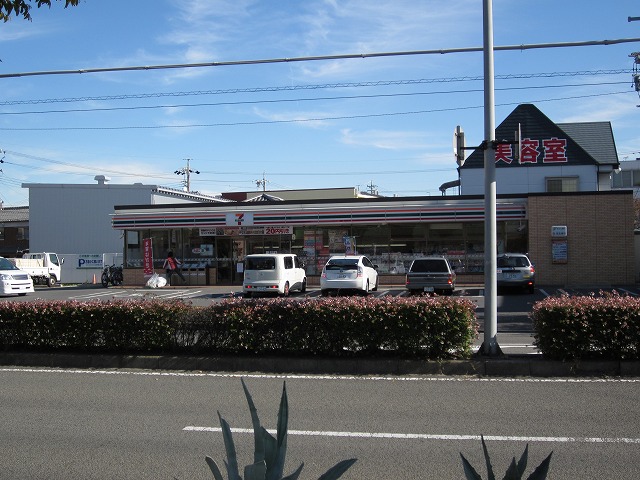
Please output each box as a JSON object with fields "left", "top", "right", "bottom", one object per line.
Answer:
{"left": 7, "top": 252, "right": 63, "bottom": 287}
{"left": 0, "top": 256, "right": 34, "bottom": 296}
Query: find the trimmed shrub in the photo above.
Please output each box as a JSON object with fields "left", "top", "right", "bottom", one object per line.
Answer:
{"left": 0, "top": 296, "right": 478, "bottom": 360}
{"left": 531, "top": 291, "right": 640, "bottom": 360}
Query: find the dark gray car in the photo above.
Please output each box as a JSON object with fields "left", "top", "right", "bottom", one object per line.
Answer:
{"left": 405, "top": 256, "right": 456, "bottom": 295}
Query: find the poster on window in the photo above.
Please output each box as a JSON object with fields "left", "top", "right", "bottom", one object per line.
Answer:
{"left": 143, "top": 238, "right": 154, "bottom": 275}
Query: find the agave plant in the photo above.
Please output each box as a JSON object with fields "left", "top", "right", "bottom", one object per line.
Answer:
{"left": 206, "top": 378, "right": 356, "bottom": 480}
{"left": 460, "top": 436, "right": 552, "bottom": 480}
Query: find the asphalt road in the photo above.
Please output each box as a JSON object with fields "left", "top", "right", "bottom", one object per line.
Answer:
{"left": 0, "top": 367, "right": 638, "bottom": 479}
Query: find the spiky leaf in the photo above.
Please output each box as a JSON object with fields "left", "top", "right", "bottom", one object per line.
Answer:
{"left": 502, "top": 458, "right": 520, "bottom": 480}
{"left": 460, "top": 453, "right": 483, "bottom": 480}
{"left": 244, "top": 460, "right": 268, "bottom": 480}
{"left": 262, "top": 427, "right": 278, "bottom": 471}
{"left": 281, "top": 462, "right": 304, "bottom": 480}
{"left": 317, "top": 458, "right": 358, "bottom": 480}
{"left": 525, "top": 452, "right": 553, "bottom": 480}
{"left": 218, "top": 412, "right": 241, "bottom": 480}
{"left": 205, "top": 456, "right": 225, "bottom": 480}
{"left": 481, "top": 436, "right": 496, "bottom": 480}
{"left": 242, "top": 378, "right": 266, "bottom": 464}
{"left": 266, "top": 382, "right": 289, "bottom": 480}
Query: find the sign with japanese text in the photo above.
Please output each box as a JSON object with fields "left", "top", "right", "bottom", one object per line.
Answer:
{"left": 77, "top": 254, "right": 102, "bottom": 269}
{"left": 495, "top": 137, "right": 568, "bottom": 165}
{"left": 143, "top": 238, "right": 154, "bottom": 275}
{"left": 551, "top": 225, "right": 568, "bottom": 237}
{"left": 199, "top": 226, "right": 292, "bottom": 236}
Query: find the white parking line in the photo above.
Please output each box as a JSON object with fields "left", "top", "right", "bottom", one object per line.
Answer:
{"left": 183, "top": 426, "right": 640, "bottom": 444}
{"left": 3, "top": 367, "right": 639, "bottom": 383}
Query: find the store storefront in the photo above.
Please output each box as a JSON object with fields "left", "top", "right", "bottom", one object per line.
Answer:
{"left": 112, "top": 196, "right": 528, "bottom": 285}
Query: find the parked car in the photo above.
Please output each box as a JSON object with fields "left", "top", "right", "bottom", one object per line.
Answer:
{"left": 497, "top": 253, "right": 535, "bottom": 293}
{"left": 405, "top": 256, "right": 456, "bottom": 295}
{"left": 0, "top": 256, "right": 35, "bottom": 296}
{"left": 320, "top": 255, "right": 378, "bottom": 296}
{"left": 242, "top": 253, "right": 306, "bottom": 298}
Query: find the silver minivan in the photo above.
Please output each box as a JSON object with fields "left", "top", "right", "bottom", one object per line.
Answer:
{"left": 242, "top": 253, "right": 307, "bottom": 298}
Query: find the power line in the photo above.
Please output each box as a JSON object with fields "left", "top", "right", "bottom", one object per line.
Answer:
{"left": 0, "top": 90, "right": 631, "bottom": 131}
{"left": 0, "top": 69, "right": 630, "bottom": 106}
{"left": 0, "top": 81, "right": 629, "bottom": 116}
{"left": 1, "top": 38, "right": 639, "bottom": 80}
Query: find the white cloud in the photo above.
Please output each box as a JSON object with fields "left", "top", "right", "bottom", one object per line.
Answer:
{"left": 340, "top": 128, "right": 430, "bottom": 150}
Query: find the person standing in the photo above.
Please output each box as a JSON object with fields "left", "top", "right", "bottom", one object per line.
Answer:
{"left": 163, "top": 251, "right": 186, "bottom": 286}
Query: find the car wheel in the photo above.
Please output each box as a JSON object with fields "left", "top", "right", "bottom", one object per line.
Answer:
{"left": 361, "top": 280, "right": 370, "bottom": 296}
{"left": 528, "top": 284, "right": 535, "bottom": 294}
{"left": 321, "top": 289, "right": 329, "bottom": 297}
{"left": 372, "top": 276, "right": 378, "bottom": 291}
{"left": 243, "top": 292, "right": 252, "bottom": 299}
{"left": 301, "top": 278, "right": 307, "bottom": 293}
{"left": 283, "top": 282, "right": 290, "bottom": 297}
{"left": 18, "top": 293, "right": 27, "bottom": 296}
{"left": 47, "top": 275, "right": 57, "bottom": 287}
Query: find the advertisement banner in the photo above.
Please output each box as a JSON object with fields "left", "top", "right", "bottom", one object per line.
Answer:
{"left": 143, "top": 238, "right": 154, "bottom": 275}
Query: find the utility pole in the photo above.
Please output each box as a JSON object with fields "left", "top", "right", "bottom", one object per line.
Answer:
{"left": 255, "top": 172, "right": 269, "bottom": 191}
{"left": 366, "top": 181, "right": 378, "bottom": 195}
{"left": 174, "top": 158, "right": 200, "bottom": 192}
{"left": 481, "top": 0, "right": 500, "bottom": 356}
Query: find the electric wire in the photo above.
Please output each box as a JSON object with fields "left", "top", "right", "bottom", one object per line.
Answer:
{"left": 0, "top": 69, "right": 630, "bottom": 107}
{"left": 0, "top": 81, "right": 628, "bottom": 116}
{"left": 0, "top": 90, "right": 631, "bottom": 131}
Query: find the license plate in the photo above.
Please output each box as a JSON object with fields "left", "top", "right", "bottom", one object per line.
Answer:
{"left": 256, "top": 286, "right": 268, "bottom": 291}
{"left": 504, "top": 273, "right": 518, "bottom": 279}
{"left": 423, "top": 286, "right": 434, "bottom": 292}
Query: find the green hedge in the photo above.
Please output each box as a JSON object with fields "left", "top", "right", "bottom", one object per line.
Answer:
{"left": 0, "top": 296, "right": 478, "bottom": 360}
{"left": 531, "top": 292, "right": 640, "bottom": 360}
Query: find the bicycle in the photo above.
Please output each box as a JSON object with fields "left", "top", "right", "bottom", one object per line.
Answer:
{"left": 101, "top": 264, "right": 123, "bottom": 287}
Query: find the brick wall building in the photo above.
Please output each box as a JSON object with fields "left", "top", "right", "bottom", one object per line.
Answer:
{"left": 528, "top": 191, "right": 635, "bottom": 285}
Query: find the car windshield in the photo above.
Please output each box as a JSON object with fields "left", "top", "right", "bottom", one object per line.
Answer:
{"left": 326, "top": 259, "right": 359, "bottom": 270}
{"left": 245, "top": 257, "right": 276, "bottom": 270}
{"left": 410, "top": 259, "right": 448, "bottom": 273}
{"left": 0, "top": 258, "right": 18, "bottom": 270}
{"left": 498, "top": 257, "right": 529, "bottom": 268}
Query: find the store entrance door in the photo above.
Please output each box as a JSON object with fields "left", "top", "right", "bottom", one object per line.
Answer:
{"left": 215, "top": 237, "right": 244, "bottom": 285}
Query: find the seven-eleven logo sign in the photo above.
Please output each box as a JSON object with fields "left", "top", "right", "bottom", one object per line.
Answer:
{"left": 226, "top": 212, "right": 253, "bottom": 226}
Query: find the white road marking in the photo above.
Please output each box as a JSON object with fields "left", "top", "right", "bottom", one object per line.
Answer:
{"left": 68, "top": 289, "right": 204, "bottom": 300}
{"left": 1, "top": 367, "right": 638, "bottom": 383}
{"left": 183, "top": 426, "right": 640, "bottom": 444}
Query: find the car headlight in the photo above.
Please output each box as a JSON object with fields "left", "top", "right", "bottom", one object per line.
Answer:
{"left": 0, "top": 274, "right": 13, "bottom": 280}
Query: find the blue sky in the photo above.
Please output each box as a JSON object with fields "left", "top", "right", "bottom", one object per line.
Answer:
{"left": 1, "top": 0, "right": 639, "bottom": 206}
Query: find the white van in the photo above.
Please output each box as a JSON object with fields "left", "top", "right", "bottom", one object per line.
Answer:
{"left": 242, "top": 253, "right": 307, "bottom": 298}
{"left": 0, "top": 256, "right": 35, "bottom": 296}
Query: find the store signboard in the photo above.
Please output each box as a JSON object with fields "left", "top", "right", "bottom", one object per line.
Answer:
{"left": 199, "top": 226, "right": 292, "bottom": 236}
{"left": 143, "top": 238, "right": 154, "bottom": 275}
{"left": 552, "top": 239, "right": 568, "bottom": 264}
{"left": 551, "top": 225, "right": 567, "bottom": 237}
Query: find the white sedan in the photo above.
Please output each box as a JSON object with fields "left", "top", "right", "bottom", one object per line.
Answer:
{"left": 320, "top": 255, "right": 378, "bottom": 296}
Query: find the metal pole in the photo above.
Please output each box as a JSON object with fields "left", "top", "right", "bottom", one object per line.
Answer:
{"left": 483, "top": 0, "right": 499, "bottom": 356}
{"left": 185, "top": 158, "right": 191, "bottom": 192}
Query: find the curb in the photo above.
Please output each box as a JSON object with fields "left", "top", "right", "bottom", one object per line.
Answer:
{"left": 1, "top": 352, "right": 639, "bottom": 377}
